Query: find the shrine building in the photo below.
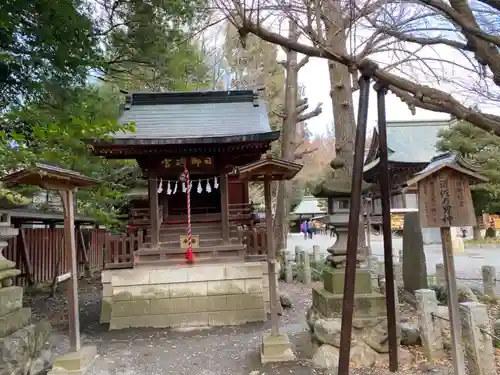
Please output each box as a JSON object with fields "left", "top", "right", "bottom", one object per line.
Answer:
{"left": 91, "top": 89, "right": 282, "bottom": 330}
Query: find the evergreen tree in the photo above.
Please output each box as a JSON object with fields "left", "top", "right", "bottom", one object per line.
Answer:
{"left": 437, "top": 121, "right": 500, "bottom": 213}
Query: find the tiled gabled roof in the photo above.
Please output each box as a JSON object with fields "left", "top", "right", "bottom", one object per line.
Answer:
{"left": 112, "top": 90, "right": 277, "bottom": 142}
{"left": 364, "top": 119, "right": 454, "bottom": 172}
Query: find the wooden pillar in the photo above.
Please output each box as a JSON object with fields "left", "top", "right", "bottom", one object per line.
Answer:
{"left": 220, "top": 173, "right": 230, "bottom": 244}
{"left": 148, "top": 175, "right": 159, "bottom": 249}
{"left": 327, "top": 196, "right": 334, "bottom": 214}
{"left": 59, "top": 188, "right": 80, "bottom": 353}
{"left": 264, "top": 176, "right": 280, "bottom": 336}
{"left": 161, "top": 194, "right": 169, "bottom": 223}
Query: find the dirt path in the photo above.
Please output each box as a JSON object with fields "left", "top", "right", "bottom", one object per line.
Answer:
{"left": 25, "top": 277, "right": 456, "bottom": 375}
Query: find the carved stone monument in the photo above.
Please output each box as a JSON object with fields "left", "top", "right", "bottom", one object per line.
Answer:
{"left": 0, "top": 215, "right": 52, "bottom": 375}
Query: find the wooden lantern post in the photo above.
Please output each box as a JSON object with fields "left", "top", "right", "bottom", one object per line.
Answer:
{"left": 2, "top": 164, "right": 100, "bottom": 374}
{"left": 407, "top": 163, "right": 487, "bottom": 375}
{"left": 234, "top": 155, "right": 302, "bottom": 363}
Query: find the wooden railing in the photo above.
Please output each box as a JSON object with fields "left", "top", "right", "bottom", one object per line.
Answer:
{"left": 104, "top": 231, "right": 144, "bottom": 269}
{"left": 229, "top": 203, "right": 253, "bottom": 221}
{"left": 129, "top": 206, "right": 163, "bottom": 228}
{"left": 237, "top": 225, "right": 267, "bottom": 259}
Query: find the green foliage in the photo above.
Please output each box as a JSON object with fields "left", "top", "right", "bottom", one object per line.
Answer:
{"left": 0, "top": 0, "right": 99, "bottom": 107}
{"left": 104, "top": 0, "right": 210, "bottom": 91}
{"left": 0, "top": 84, "right": 136, "bottom": 227}
{"left": 437, "top": 121, "right": 500, "bottom": 213}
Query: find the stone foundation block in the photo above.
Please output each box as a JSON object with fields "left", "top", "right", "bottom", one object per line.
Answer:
{"left": 227, "top": 294, "right": 264, "bottom": 310}
{"left": 0, "top": 307, "right": 31, "bottom": 337}
{"left": 170, "top": 282, "right": 207, "bottom": 297}
{"left": 188, "top": 265, "right": 225, "bottom": 282}
{"left": 225, "top": 263, "right": 263, "bottom": 279}
{"left": 245, "top": 279, "right": 263, "bottom": 294}
{"left": 261, "top": 332, "right": 295, "bottom": 363}
{"left": 100, "top": 297, "right": 111, "bottom": 324}
{"left": 111, "top": 300, "right": 151, "bottom": 317}
{"left": 150, "top": 268, "right": 188, "bottom": 284}
{"left": 312, "top": 287, "right": 386, "bottom": 318}
{"left": 323, "top": 269, "right": 372, "bottom": 295}
{"left": 49, "top": 345, "right": 97, "bottom": 375}
{"left": 112, "top": 269, "right": 150, "bottom": 286}
{"left": 0, "top": 286, "right": 23, "bottom": 316}
{"left": 207, "top": 280, "right": 245, "bottom": 295}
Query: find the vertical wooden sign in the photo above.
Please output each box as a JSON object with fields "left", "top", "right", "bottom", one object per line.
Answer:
{"left": 417, "top": 168, "right": 476, "bottom": 228}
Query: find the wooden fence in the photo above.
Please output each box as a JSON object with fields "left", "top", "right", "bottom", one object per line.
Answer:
{"left": 2, "top": 225, "right": 270, "bottom": 285}
{"left": 2, "top": 227, "right": 107, "bottom": 286}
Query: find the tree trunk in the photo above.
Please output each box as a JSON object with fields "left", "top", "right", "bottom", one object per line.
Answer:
{"left": 325, "top": 3, "right": 367, "bottom": 252}
{"left": 274, "top": 21, "right": 299, "bottom": 251}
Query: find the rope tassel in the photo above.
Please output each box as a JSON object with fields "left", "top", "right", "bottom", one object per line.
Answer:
{"left": 184, "top": 164, "right": 194, "bottom": 263}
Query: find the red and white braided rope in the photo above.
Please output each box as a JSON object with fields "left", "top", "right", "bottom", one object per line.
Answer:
{"left": 184, "top": 164, "right": 192, "bottom": 252}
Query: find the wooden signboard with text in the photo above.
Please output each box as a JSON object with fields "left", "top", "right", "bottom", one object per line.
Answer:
{"left": 162, "top": 156, "right": 214, "bottom": 169}
{"left": 417, "top": 168, "right": 476, "bottom": 228}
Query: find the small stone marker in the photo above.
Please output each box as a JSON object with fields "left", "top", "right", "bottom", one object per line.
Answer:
{"left": 435, "top": 263, "right": 446, "bottom": 286}
{"left": 408, "top": 161, "right": 487, "bottom": 375}
{"left": 481, "top": 265, "right": 496, "bottom": 297}
{"left": 313, "top": 245, "right": 320, "bottom": 262}
{"left": 460, "top": 302, "right": 496, "bottom": 375}
{"left": 301, "top": 251, "right": 311, "bottom": 284}
{"left": 415, "top": 289, "right": 444, "bottom": 362}
{"left": 295, "top": 245, "right": 302, "bottom": 263}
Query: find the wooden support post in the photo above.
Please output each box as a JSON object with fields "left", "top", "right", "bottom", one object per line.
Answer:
{"left": 148, "top": 175, "right": 159, "bottom": 249}
{"left": 220, "top": 173, "right": 230, "bottom": 244}
{"left": 377, "top": 85, "right": 399, "bottom": 372}
{"left": 59, "top": 189, "right": 81, "bottom": 353}
{"left": 338, "top": 73, "right": 370, "bottom": 375}
{"left": 77, "top": 226, "right": 90, "bottom": 266}
{"left": 17, "top": 227, "right": 34, "bottom": 286}
{"left": 264, "top": 176, "right": 279, "bottom": 336}
{"left": 441, "top": 227, "right": 466, "bottom": 375}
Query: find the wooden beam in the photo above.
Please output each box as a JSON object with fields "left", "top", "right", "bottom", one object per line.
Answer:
{"left": 220, "top": 173, "right": 230, "bottom": 244}
{"left": 59, "top": 188, "right": 81, "bottom": 353}
{"left": 77, "top": 226, "right": 89, "bottom": 266}
{"left": 148, "top": 175, "right": 159, "bottom": 249}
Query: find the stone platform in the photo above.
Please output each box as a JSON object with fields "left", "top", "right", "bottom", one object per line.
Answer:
{"left": 101, "top": 262, "right": 275, "bottom": 330}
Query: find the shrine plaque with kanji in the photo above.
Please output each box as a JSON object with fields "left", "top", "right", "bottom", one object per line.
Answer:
{"left": 417, "top": 168, "right": 476, "bottom": 228}
{"left": 180, "top": 235, "right": 200, "bottom": 248}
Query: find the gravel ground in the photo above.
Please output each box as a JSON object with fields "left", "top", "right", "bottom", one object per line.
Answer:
{"left": 23, "top": 276, "right": 496, "bottom": 375}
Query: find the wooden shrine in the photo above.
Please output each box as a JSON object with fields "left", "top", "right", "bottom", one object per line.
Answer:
{"left": 92, "top": 90, "right": 280, "bottom": 265}
{"left": 95, "top": 90, "right": 296, "bottom": 331}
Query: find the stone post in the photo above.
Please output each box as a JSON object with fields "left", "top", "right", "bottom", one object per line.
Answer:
{"left": 481, "top": 266, "right": 496, "bottom": 297}
{"left": 301, "top": 251, "right": 311, "bottom": 285}
{"left": 459, "top": 302, "right": 496, "bottom": 375}
{"left": 313, "top": 245, "right": 320, "bottom": 262}
{"left": 295, "top": 245, "right": 302, "bottom": 263}
{"left": 377, "top": 261, "right": 385, "bottom": 277}
{"left": 393, "top": 263, "right": 403, "bottom": 286}
{"left": 415, "top": 289, "right": 444, "bottom": 362}
{"left": 435, "top": 263, "right": 446, "bottom": 286}
{"left": 285, "top": 254, "right": 293, "bottom": 284}
{"left": 402, "top": 212, "right": 428, "bottom": 293}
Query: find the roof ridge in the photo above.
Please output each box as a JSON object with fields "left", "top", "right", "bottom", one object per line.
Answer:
{"left": 127, "top": 90, "right": 258, "bottom": 106}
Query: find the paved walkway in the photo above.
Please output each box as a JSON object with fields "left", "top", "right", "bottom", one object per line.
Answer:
{"left": 287, "top": 233, "right": 500, "bottom": 281}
